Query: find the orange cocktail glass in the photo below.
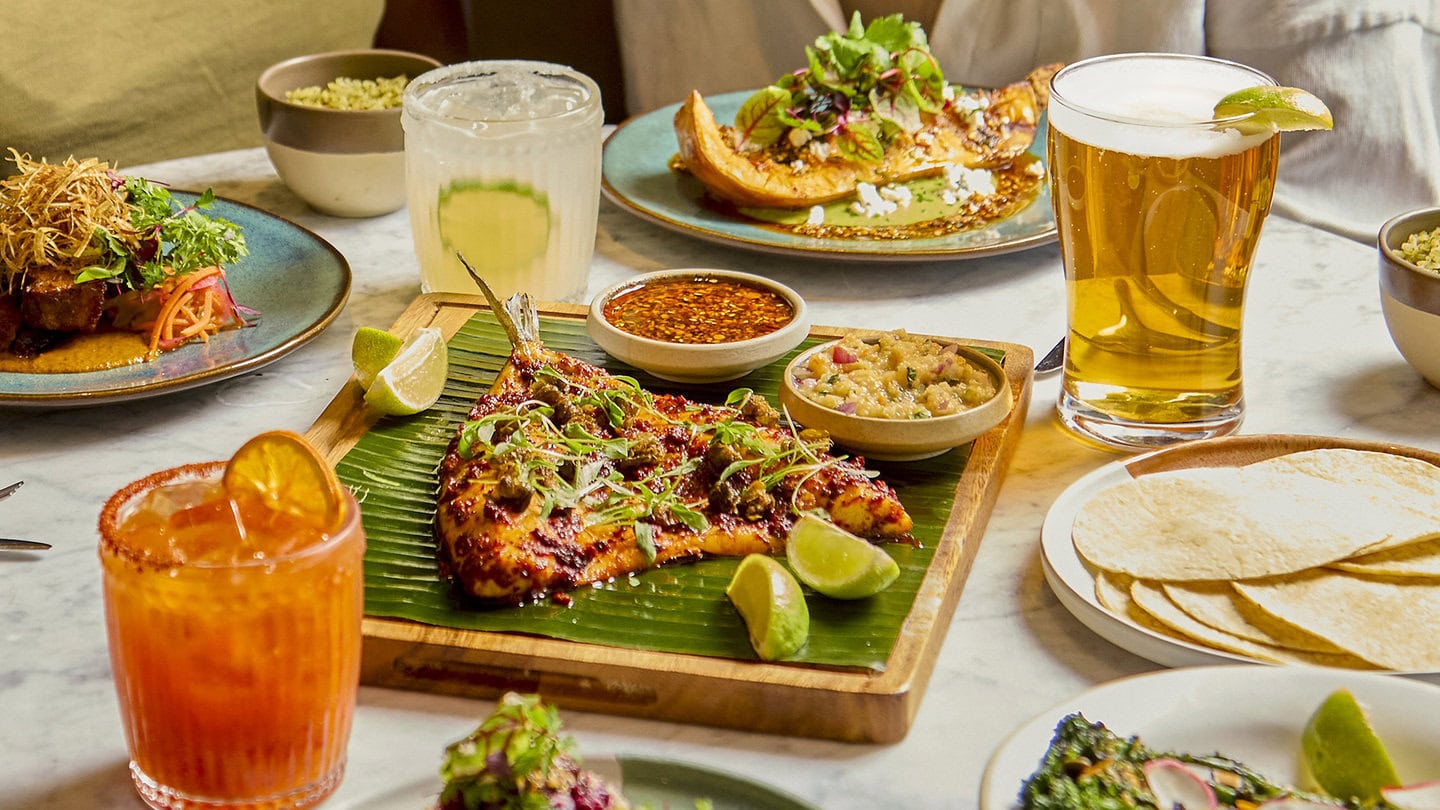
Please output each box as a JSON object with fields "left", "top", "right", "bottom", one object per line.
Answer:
{"left": 99, "top": 459, "right": 364, "bottom": 810}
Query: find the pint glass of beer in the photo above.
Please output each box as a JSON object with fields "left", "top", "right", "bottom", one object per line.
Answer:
{"left": 1048, "top": 54, "right": 1280, "bottom": 450}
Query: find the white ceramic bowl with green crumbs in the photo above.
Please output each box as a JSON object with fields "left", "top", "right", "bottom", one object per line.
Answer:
{"left": 1379, "top": 207, "right": 1440, "bottom": 388}
{"left": 779, "top": 331, "right": 1013, "bottom": 461}
{"left": 257, "top": 49, "right": 440, "bottom": 217}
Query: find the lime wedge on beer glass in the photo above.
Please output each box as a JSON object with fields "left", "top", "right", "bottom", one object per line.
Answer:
{"left": 1213, "top": 86, "right": 1334, "bottom": 135}
{"left": 438, "top": 181, "right": 550, "bottom": 280}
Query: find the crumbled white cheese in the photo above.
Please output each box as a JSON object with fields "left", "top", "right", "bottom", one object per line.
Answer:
{"left": 848, "top": 182, "right": 914, "bottom": 218}
{"left": 879, "top": 183, "right": 913, "bottom": 207}
{"left": 808, "top": 140, "right": 832, "bottom": 161}
{"left": 940, "top": 165, "right": 997, "bottom": 206}
{"left": 952, "top": 94, "right": 987, "bottom": 117}
{"left": 806, "top": 205, "right": 825, "bottom": 226}
{"left": 789, "top": 159, "right": 807, "bottom": 173}
{"left": 787, "top": 128, "right": 813, "bottom": 148}
{"left": 850, "top": 183, "right": 897, "bottom": 217}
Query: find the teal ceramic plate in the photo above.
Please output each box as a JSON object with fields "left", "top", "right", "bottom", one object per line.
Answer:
{"left": 0, "top": 193, "right": 350, "bottom": 408}
{"left": 350, "top": 755, "right": 819, "bottom": 809}
{"left": 602, "top": 90, "right": 1056, "bottom": 261}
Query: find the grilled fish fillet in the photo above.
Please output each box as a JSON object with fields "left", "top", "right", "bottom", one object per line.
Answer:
{"left": 435, "top": 293, "right": 912, "bottom": 605}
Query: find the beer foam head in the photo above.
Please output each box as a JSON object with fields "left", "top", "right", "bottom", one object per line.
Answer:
{"left": 1049, "top": 54, "right": 1275, "bottom": 159}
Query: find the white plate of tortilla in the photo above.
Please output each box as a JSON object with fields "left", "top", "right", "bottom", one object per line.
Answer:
{"left": 980, "top": 665, "right": 1440, "bottom": 809}
{"left": 1039, "top": 434, "right": 1440, "bottom": 674}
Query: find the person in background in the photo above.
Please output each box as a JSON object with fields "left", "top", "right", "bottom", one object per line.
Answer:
{"left": 2, "top": 0, "right": 386, "bottom": 175}
{"left": 613, "top": 0, "right": 1439, "bottom": 243}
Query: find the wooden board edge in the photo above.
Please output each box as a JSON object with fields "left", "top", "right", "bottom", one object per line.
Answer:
{"left": 360, "top": 617, "right": 916, "bottom": 743}
{"left": 866, "top": 349, "right": 1033, "bottom": 727}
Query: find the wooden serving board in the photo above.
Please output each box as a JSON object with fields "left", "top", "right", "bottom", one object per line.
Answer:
{"left": 306, "top": 293, "right": 1033, "bottom": 743}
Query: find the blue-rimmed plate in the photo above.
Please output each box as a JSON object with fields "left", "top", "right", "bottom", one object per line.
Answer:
{"left": 601, "top": 90, "right": 1056, "bottom": 261}
{"left": 348, "top": 754, "right": 819, "bottom": 809}
{"left": 0, "top": 193, "right": 350, "bottom": 408}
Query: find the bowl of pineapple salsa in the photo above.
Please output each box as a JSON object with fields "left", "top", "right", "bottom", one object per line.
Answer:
{"left": 779, "top": 330, "right": 1012, "bottom": 461}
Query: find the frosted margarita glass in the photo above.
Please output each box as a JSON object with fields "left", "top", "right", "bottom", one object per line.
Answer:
{"left": 403, "top": 60, "right": 604, "bottom": 302}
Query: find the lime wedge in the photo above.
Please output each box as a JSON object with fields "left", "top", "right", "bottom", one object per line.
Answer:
{"left": 725, "top": 554, "right": 809, "bottom": 661}
{"left": 1213, "top": 86, "right": 1334, "bottom": 135}
{"left": 351, "top": 326, "right": 405, "bottom": 390}
{"left": 363, "top": 327, "right": 449, "bottom": 416}
{"left": 786, "top": 514, "right": 899, "bottom": 599}
{"left": 1302, "top": 688, "right": 1401, "bottom": 803}
{"left": 438, "top": 181, "right": 550, "bottom": 279}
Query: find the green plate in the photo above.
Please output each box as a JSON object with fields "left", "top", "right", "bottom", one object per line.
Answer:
{"left": 350, "top": 755, "right": 820, "bottom": 809}
{"left": 0, "top": 193, "right": 350, "bottom": 408}
{"left": 601, "top": 89, "right": 1056, "bottom": 261}
{"left": 619, "top": 756, "right": 818, "bottom": 810}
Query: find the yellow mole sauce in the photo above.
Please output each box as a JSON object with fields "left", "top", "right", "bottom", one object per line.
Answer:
{"left": 0, "top": 332, "right": 148, "bottom": 373}
{"left": 602, "top": 277, "right": 795, "bottom": 344}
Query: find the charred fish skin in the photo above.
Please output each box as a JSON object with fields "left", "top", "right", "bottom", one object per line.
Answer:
{"left": 433, "top": 329, "right": 913, "bottom": 606}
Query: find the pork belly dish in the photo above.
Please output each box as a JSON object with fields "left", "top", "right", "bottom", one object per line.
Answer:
{"left": 0, "top": 151, "right": 250, "bottom": 366}
{"left": 435, "top": 282, "right": 913, "bottom": 606}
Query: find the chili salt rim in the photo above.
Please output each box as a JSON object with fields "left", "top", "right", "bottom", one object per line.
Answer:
{"left": 98, "top": 460, "right": 360, "bottom": 570}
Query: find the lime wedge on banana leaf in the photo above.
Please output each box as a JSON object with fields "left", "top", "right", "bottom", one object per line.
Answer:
{"left": 786, "top": 514, "right": 899, "bottom": 600}
{"left": 362, "top": 327, "right": 449, "bottom": 416}
{"left": 351, "top": 326, "right": 405, "bottom": 390}
{"left": 1214, "top": 86, "right": 1334, "bottom": 135}
{"left": 725, "top": 554, "right": 809, "bottom": 661}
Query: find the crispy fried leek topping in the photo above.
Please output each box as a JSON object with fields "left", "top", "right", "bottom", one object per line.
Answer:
{"left": 0, "top": 150, "right": 139, "bottom": 294}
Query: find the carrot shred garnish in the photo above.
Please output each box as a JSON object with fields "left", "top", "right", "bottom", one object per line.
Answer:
{"left": 145, "top": 265, "right": 225, "bottom": 358}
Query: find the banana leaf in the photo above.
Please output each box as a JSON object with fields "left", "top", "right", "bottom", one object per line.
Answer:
{"left": 338, "top": 311, "right": 995, "bottom": 671}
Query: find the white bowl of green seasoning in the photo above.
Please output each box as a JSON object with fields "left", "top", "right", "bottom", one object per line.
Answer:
{"left": 1379, "top": 206, "right": 1440, "bottom": 388}
{"left": 256, "top": 49, "right": 440, "bottom": 217}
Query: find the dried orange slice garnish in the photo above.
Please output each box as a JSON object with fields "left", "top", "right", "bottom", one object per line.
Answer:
{"left": 222, "top": 430, "right": 347, "bottom": 533}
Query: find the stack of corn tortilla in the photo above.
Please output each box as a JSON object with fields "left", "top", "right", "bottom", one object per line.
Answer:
{"left": 1073, "top": 448, "right": 1440, "bottom": 671}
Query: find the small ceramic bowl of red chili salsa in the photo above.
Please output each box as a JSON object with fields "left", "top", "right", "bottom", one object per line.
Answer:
{"left": 586, "top": 268, "right": 810, "bottom": 384}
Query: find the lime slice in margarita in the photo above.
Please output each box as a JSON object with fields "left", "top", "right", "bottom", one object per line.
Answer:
{"left": 438, "top": 181, "right": 550, "bottom": 281}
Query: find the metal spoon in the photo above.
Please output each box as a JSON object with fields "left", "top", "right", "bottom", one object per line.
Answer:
{"left": 0, "top": 481, "right": 21, "bottom": 501}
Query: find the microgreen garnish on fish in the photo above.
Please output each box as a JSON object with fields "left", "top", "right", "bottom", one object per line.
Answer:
{"left": 455, "top": 371, "right": 856, "bottom": 563}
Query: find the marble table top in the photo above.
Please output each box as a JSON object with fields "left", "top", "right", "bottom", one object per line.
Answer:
{"left": 3, "top": 147, "right": 1438, "bottom": 809}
